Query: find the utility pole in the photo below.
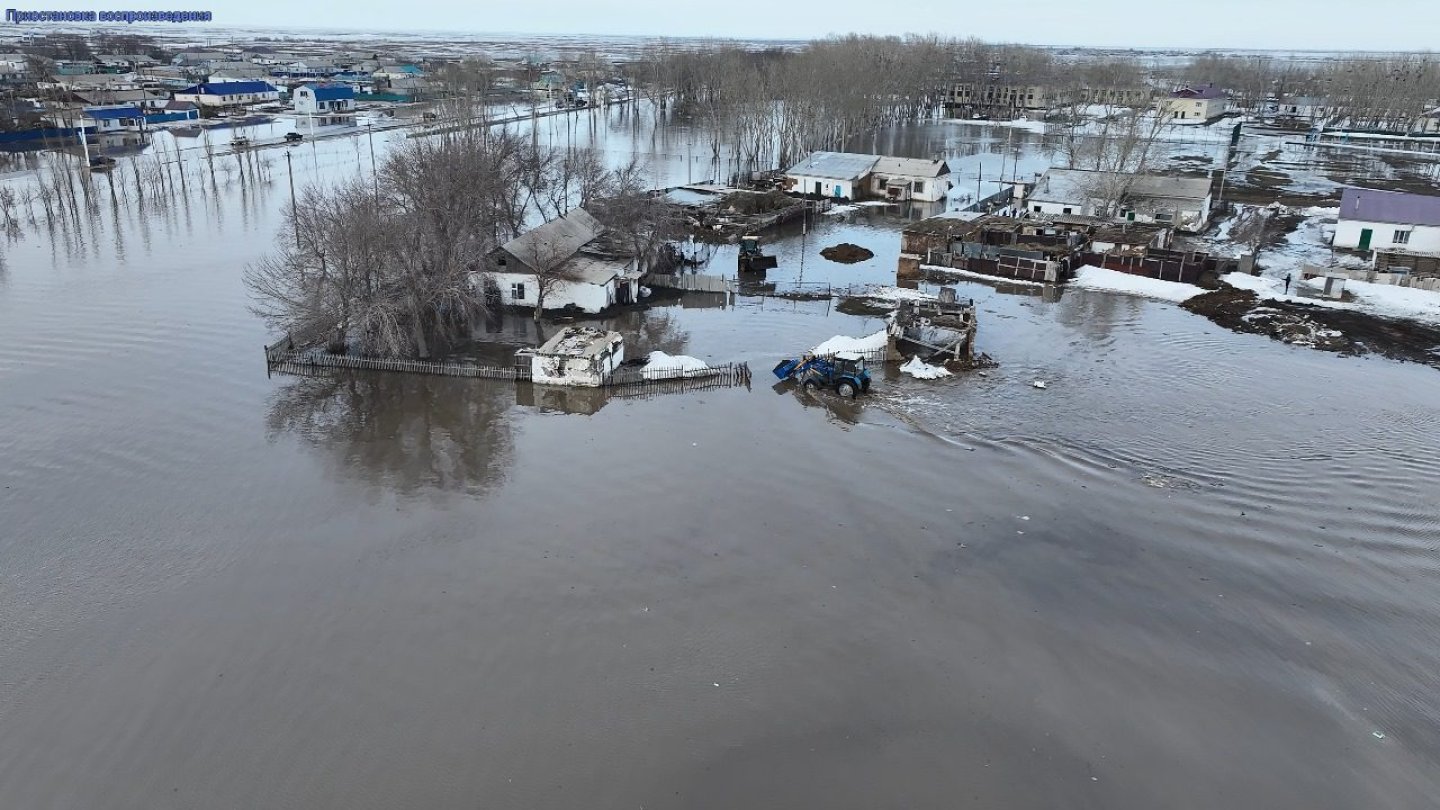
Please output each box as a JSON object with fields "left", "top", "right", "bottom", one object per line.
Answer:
{"left": 285, "top": 149, "right": 298, "bottom": 249}
{"left": 976, "top": 162, "right": 982, "bottom": 208}
{"left": 366, "top": 122, "right": 378, "bottom": 199}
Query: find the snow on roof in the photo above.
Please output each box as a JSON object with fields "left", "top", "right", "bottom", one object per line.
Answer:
{"left": 500, "top": 208, "right": 606, "bottom": 269}
{"left": 785, "top": 151, "right": 881, "bottom": 181}
{"left": 1340, "top": 187, "right": 1440, "bottom": 227}
{"left": 536, "top": 326, "right": 622, "bottom": 358}
{"left": 872, "top": 156, "right": 950, "bottom": 178}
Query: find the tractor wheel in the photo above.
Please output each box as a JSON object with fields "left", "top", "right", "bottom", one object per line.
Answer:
{"left": 837, "top": 381, "right": 857, "bottom": 399}
{"left": 861, "top": 378, "right": 871, "bottom": 392}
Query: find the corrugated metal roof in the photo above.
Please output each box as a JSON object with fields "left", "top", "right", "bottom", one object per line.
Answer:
{"left": 784, "top": 151, "right": 880, "bottom": 180}
{"left": 872, "top": 156, "right": 949, "bottom": 178}
{"left": 1340, "top": 187, "right": 1440, "bottom": 227}
{"left": 500, "top": 208, "right": 605, "bottom": 270}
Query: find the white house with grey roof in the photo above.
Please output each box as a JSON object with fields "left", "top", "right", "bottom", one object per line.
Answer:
{"left": 785, "top": 151, "right": 953, "bottom": 202}
{"left": 1334, "top": 187, "right": 1440, "bottom": 254}
{"left": 477, "top": 208, "right": 641, "bottom": 314}
{"left": 784, "top": 151, "right": 879, "bottom": 200}
{"left": 868, "top": 156, "right": 953, "bottom": 202}
{"left": 1025, "top": 168, "right": 1213, "bottom": 232}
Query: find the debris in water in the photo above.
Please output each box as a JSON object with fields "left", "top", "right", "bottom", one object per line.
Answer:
{"left": 900, "top": 356, "right": 952, "bottom": 380}
{"left": 1032, "top": 380, "right": 1048, "bottom": 389}
{"left": 1373, "top": 731, "right": 1386, "bottom": 739}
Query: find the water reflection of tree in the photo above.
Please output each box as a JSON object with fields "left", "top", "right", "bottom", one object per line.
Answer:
{"left": 266, "top": 371, "right": 515, "bottom": 498}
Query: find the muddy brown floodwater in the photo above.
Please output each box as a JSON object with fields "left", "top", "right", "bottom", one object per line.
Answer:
{"left": 2, "top": 108, "right": 1440, "bottom": 809}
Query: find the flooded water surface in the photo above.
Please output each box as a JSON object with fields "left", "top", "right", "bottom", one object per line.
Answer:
{"left": 2, "top": 107, "right": 1439, "bottom": 809}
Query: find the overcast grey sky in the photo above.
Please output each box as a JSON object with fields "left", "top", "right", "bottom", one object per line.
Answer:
{"left": 218, "top": 0, "right": 1437, "bottom": 49}
{"left": 27, "top": 0, "right": 1440, "bottom": 50}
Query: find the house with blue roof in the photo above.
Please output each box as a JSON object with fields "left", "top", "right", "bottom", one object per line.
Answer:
{"left": 172, "top": 80, "right": 280, "bottom": 109}
{"left": 293, "top": 83, "right": 356, "bottom": 115}
{"left": 82, "top": 105, "right": 145, "bottom": 133}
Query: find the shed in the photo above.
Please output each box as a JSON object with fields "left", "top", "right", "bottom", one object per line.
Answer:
{"left": 529, "top": 326, "right": 625, "bottom": 387}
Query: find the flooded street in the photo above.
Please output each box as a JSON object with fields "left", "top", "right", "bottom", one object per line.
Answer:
{"left": 2, "top": 105, "right": 1440, "bottom": 809}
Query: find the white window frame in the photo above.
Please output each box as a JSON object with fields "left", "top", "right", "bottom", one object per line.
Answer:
{"left": 511, "top": 282, "right": 526, "bottom": 301}
{"left": 1393, "top": 229, "right": 1411, "bottom": 245}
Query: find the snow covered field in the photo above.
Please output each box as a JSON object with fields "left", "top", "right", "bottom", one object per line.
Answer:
{"left": 1071, "top": 266, "right": 1205, "bottom": 302}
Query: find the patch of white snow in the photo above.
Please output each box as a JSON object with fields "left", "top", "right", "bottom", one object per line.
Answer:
{"left": 1072, "top": 266, "right": 1205, "bottom": 303}
{"left": 900, "top": 356, "right": 952, "bottom": 379}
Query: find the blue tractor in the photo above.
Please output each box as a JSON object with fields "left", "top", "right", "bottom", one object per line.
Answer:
{"left": 772, "top": 350, "right": 872, "bottom": 398}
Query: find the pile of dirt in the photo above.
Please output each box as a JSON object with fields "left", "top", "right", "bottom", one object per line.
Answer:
{"left": 820, "top": 243, "right": 875, "bottom": 264}
{"left": 1183, "top": 284, "right": 1440, "bottom": 367}
{"left": 721, "top": 190, "right": 797, "bottom": 215}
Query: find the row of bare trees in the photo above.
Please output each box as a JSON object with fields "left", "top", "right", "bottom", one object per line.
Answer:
{"left": 630, "top": 35, "right": 954, "bottom": 173}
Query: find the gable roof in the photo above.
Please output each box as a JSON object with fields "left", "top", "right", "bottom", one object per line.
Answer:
{"left": 1172, "top": 84, "right": 1226, "bottom": 100}
{"left": 177, "top": 81, "right": 278, "bottom": 96}
{"left": 74, "top": 88, "right": 165, "bottom": 104}
{"left": 785, "top": 151, "right": 881, "bottom": 181}
{"left": 1030, "top": 169, "right": 1211, "bottom": 205}
{"left": 500, "top": 208, "right": 606, "bottom": 269}
{"left": 300, "top": 83, "right": 354, "bottom": 101}
{"left": 1340, "top": 187, "right": 1440, "bottom": 227}
{"left": 873, "top": 156, "right": 950, "bottom": 178}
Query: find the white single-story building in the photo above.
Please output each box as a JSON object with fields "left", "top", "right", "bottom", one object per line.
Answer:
{"left": 173, "top": 80, "right": 280, "bottom": 108}
{"left": 293, "top": 83, "right": 356, "bottom": 115}
{"left": 869, "top": 156, "right": 953, "bottom": 203}
{"left": 1157, "top": 84, "right": 1229, "bottom": 123}
{"left": 1334, "top": 187, "right": 1440, "bottom": 254}
{"left": 476, "top": 208, "right": 640, "bottom": 314}
{"left": 526, "top": 326, "right": 624, "bottom": 387}
{"left": 1025, "top": 168, "right": 1213, "bottom": 232}
{"left": 784, "top": 151, "right": 881, "bottom": 200}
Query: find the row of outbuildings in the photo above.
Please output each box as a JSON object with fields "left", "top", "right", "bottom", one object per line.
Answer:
{"left": 44, "top": 80, "right": 357, "bottom": 133}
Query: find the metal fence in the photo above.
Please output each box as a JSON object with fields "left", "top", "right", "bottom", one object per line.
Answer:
{"left": 647, "top": 273, "right": 733, "bottom": 293}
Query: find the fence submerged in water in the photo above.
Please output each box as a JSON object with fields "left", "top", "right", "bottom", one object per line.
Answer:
{"left": 264, "top": 336, "right": 751, "bottom": 392}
